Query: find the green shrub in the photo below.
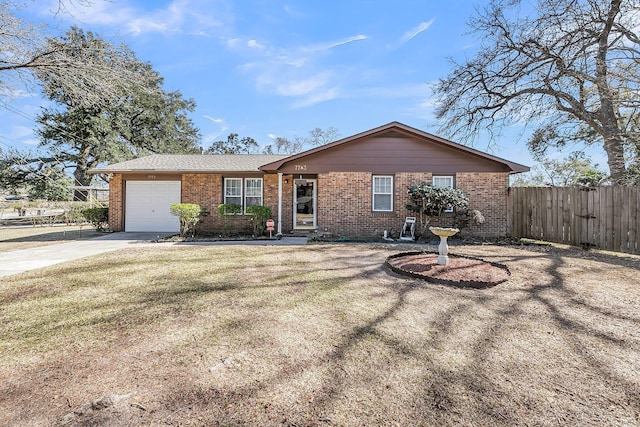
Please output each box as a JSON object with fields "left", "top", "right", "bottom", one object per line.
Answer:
{"left": 246, "top": 205, "right": 272, "bottom": 236}
{"left": 406, "top": 183, "right": 470, "bottom": 236}
{"left": 63, "top": 202, "right": 91, "bottom": 225}
{"left": 82, "top": 207, "right": 109, "bottom": 231}
{"left": 452, "top": 209, "right": 485, "bottom": 231}
{"left": 217, "top": 203, "right": 242, "bottom": 216}
{"left": 216, "top": 203, "right": 243, "bottom": 236}
{"left": 170, "top": 203, "right": 202, "bottom": 237}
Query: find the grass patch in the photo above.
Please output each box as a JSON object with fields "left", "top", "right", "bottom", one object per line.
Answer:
{"left": 0, "top": 243, "right": 639, "bottom": 426}
{"left": 0, "top": 225, "right": 102, "bottom": 252}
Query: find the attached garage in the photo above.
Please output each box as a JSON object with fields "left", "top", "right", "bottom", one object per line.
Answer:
{"left": 125, "top": 181, "right": 181, "bottom": 232}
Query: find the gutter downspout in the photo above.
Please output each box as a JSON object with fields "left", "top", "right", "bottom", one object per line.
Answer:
{"left": 277, "top": 173, "right": 283, "bottom": 234}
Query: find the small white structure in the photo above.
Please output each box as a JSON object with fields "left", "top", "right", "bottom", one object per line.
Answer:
{"left": 429, "top": 227, "right": 459, "bottom": 265}
{"left": 399, "top": 217, "right": 416, "bottom": 241}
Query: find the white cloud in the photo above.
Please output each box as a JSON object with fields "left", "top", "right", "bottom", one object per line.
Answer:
{"left": 232, "top": 33, "right": 368, "bottom": 107}
{"left": 388, "top": 19, "right": 436, "bottom": 50}
{"left": 203, "top": 115, "right": 224, "bottom": 123}
{"left": 9, "top": 126, "right": 34, "bottom": 138}
{"left": 0, "top": 126, "right": 39, "bottom": 145}
{"left": 41, "top": 0, "right": 228, "bottom": 36}
{"left": 227, "top": 38, "right": 242, "bottom": 48}
{"left": 400, "top": 20, "right": 435, "bottom": 44}
{"left": 268, "top": 133, "right": 277, "bottom": 140}
{"left": 292, "top": 87, "right": 339, "bottom": 108}
{"left": 303, "top": 35, "right": 368, "bottom": 53}
{"left": 275, "top": 74, "right": 330, "bottom": 97}
{"left": 247, "top": 39, "right": 266, "bottom": 49}
{"left": 201, "top": 115, "right": 228, "bottom": 142}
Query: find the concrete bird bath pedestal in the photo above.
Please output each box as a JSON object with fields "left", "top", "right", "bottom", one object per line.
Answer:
{"left": 429, "top": 227, "right": 460, "bottom": 265}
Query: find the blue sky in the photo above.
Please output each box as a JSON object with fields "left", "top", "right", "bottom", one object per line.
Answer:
{"left": 0, "top": 0, "right": 610, "bottom": 169}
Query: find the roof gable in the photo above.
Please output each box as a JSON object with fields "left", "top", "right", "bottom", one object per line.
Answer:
{"left": 260, "top": 122, "right": 529, "bottom": 174}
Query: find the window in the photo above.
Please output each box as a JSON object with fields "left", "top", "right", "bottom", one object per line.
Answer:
{"left": 224, "top": 178, "right": 242, "bottom": 207}
{"left": 373, "top": 175, "right": 393, "bottom": 211}
{"left": 245, "top": 178, "right": 263, "bottom": 208}
{"left": 223, "top": 177, "right": 263, "bottom": 213}
{"left": 432, "top": 175, "right": 454, "bottom": 212}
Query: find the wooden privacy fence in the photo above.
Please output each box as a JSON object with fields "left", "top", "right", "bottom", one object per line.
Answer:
{"left": 508, "top": 186, "right": 640, "bottom": 254}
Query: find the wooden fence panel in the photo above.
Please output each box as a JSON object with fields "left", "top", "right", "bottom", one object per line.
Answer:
{"left": 614, "top": 187, "right": 624, "bottom": 252}
{"left": 509, "top": 186, "right": 640, "bottom": 255}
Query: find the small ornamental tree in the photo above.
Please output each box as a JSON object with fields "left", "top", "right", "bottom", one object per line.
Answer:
{"left": 406, "top": 183, "right": 469, "bottom": 236}
{"left": 170, "top": 203, "right": 202, "bottom": 237}
{"left": 246, "top": 205, "right": 272, "bottom": 237}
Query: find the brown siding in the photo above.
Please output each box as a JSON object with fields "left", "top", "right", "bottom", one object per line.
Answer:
{"left": 276, "top": 135, "right": 511, "bottom": 174}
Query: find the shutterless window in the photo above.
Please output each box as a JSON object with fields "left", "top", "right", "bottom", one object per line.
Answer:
{"left": 433, "top": 175, "right": 454, "bottom": 212}
{"left": 245, "top": 178, "right": 263, "bottom": 208}
{"left": 224, "top": 178, "right": 242, "bottom": 208}
{"left": 372, "top": 176, "right": 393, "bottom": 211}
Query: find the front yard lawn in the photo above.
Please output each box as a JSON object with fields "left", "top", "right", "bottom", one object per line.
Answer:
{"left": 0, "top": 243, "right": 638, "bottom": 426}
{"left": 0, "top": 225, "right": 102, "bottom": 253}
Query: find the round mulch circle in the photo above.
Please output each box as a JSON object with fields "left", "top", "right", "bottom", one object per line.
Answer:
{"left": 385, "top": 251, "right": 510, "bottom": 288}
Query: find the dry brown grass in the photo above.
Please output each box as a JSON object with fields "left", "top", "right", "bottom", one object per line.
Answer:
{"left": 0, "top": 242, "right": 638, "bottom": 426}
{"left": 0, "top": 225, "right": 102, "bottom": 253}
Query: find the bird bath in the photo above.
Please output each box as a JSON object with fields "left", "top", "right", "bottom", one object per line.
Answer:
{"left": 429, "top": 227, "right": 459, "bottom": 265}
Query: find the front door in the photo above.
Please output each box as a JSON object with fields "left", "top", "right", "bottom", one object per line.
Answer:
{"left": 294, "top": 179, "right": 316, "bottom": 229}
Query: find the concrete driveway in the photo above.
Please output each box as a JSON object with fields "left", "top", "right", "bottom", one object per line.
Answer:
{"left": 0, "top": 233, "right": 307, "bottom": 278}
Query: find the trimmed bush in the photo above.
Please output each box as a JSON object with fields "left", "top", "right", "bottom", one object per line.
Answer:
{"left": 82, "top": 207, "right": 109, "bottom": 231}
{"left": 170, "top": 203, "right": 202, "bottom": 237}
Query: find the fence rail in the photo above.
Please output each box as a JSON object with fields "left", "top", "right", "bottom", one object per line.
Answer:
{"left": 508, "top": 186, "right": 639, "bottom": 254}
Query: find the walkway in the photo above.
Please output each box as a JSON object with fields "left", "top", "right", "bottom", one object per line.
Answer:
{"left": 0, "top": 233, "right": 307, "bottom": 278}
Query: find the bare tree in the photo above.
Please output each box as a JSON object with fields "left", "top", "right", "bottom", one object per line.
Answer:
{"left": 308, "top": 127, "right": 340, "bottom": 146}
{"left": 263, "top": 127, "right": 340, "bottom": 154}
{"left": 434, "top": 0, "right": 640, "bottom": 184}
{"left": 263, "top": 136, "right": 304, "bottom": 155}
{"left": 1, "top": 0, "right": 155, "bottom": 107}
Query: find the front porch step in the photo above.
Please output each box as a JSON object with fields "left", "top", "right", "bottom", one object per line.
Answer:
{"left": 287, "top": 230, "right": 316, "bottom": 237}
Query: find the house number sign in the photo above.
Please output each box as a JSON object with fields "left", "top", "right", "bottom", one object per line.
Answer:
{"left": 294, "top": 164, "right": 307, "bottom": 171}
{"left": 147, "top": 175, "right": 157, "bottom": 179}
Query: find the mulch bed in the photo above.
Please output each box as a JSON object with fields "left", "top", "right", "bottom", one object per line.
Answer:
{"left": 385, "top": 251, "right": 510, "bottom": 288}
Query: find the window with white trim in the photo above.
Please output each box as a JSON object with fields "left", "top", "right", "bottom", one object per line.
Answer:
{"left": 223, "top": 177, "right": 263, "bottom": 213}
{"left": 372, "top": 175, "right": 393, "bottom": 211}
{"left": 432, "top": 175, "right": 454, "bottom": 212}
{"left": 245, "top": 178, "right": 263, "bottom": 208}
{"left": 224, "top": 178, "right": 242, "bottom": 207}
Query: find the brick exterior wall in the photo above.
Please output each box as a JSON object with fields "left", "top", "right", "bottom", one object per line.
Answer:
{"left": 456, "top": 172, "right": 510, "bottom": 237}
{"left": 281, "top": 175, "right": 294, "bottom": 233}
{"left": 315, "top": 171, "right": 510, "bottom": 238}
{"left": 108, "top": 171, "right": 510, "bottom": 237}
{"left": 108, "top": 174, "right": 124, "bottom": 231}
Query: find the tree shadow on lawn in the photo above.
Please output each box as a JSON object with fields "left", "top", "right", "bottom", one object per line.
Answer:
{"left": 1, "top": 244, "right": 639, "bottom": 426}
{"left": 415, "top": 250, "right": 631, "bottom": 425}
{"left": 0, "top": 228, "right": 101, "bottom": 243}
{"left": 113, "top": 245, "right": 640, "bottom": 426}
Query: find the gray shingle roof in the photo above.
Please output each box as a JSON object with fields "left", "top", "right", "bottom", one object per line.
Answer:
{"left": 89, "top": 154, "right": 289, "bottom": 173}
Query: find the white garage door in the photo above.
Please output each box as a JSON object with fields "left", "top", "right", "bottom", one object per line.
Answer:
{"left": 125, "top": 181, "right": 181, "bottom": 232}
